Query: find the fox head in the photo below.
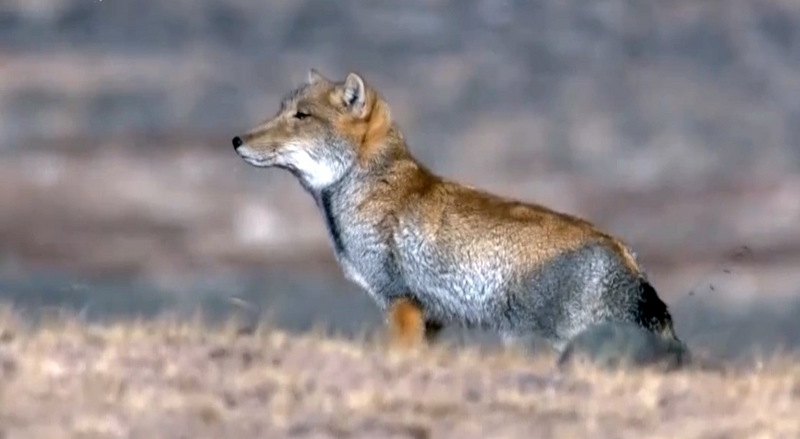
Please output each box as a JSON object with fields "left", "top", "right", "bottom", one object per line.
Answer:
{"left": 232, "top": 69, "right": 394, "bottom": 192}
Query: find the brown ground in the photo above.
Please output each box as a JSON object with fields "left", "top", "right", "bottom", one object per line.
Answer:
{"left": 1, "top": 309, "right": 798, "bottom": 439}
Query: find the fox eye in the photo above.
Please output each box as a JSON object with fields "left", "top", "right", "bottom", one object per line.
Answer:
{"left": 294, "top": 111, "right": 310, "bottom": 120}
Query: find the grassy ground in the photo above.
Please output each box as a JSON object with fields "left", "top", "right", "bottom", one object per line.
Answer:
{"left": 0, "top": 309, "right": 798, "bottom": 439}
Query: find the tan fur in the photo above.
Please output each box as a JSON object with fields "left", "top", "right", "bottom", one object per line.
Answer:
{"left": 358, "top": 164, "right": 642, "bottom": 276}
{"left": 323, "top": 85, "right": 639, "bottom": 275}
{"left": 332, "top": 90, "right": 393, "bottom": 165}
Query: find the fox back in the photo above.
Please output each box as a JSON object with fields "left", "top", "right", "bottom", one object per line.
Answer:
{"left": 232, "top": 69, "right": 681, "bottom": 353}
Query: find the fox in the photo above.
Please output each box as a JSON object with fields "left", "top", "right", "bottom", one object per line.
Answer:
{"left": 231, "top": 68, "right": 684, "bottom": 358}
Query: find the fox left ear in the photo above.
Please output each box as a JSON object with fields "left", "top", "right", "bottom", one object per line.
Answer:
{"left": 342, "top": 72, "right": 367, "bottom": 117}
{"left": 307, "top": 68, "right": 328, "bottom": 85}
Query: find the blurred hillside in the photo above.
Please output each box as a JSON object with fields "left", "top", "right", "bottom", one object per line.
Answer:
{"left": 0, "top": 0, "right": 799, "bottom": 355}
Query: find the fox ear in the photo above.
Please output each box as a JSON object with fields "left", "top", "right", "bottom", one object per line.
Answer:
{"left": 307, "top": 68, "right": 328, "bottom": 85}
{"left": 342, "top": 72, "right": 367, "bottom": 117}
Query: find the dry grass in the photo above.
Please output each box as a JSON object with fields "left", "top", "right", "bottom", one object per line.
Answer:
{"left": 0, "top": 308, "right": 798, "bottom": 439}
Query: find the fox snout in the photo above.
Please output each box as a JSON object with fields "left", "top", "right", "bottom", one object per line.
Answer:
{"left": 231, "top": 131, "right": 279, "bottom": 168}
{"left": 232, "top": 134, "right": 271, "bottom": 167}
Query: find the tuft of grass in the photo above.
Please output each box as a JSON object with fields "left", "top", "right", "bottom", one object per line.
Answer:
{"left": 0, "top": 307, "right": 798, "bottom": 438}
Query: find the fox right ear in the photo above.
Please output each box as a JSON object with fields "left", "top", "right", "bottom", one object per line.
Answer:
{"left": 342, "top": 72, "right": 367, "bottom": 117}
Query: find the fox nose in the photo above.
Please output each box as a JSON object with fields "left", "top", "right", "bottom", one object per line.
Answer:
{"left": 232, "top": 136, "right": 243, "bottom": 150}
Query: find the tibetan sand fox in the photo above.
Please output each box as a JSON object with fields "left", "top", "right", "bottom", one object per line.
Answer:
{"left": 232, "top": 69, "right": 688, "bottom": 366}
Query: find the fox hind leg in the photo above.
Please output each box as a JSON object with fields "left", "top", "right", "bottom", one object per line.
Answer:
{"left": 387, "top": 298, "right": 442, "bottom": 349}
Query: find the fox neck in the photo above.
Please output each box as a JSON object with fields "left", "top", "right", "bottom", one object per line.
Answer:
{"left": 310, "top": 131, "right": 425, "bottom": 257}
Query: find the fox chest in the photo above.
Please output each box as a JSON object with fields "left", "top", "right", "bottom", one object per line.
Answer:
{"left": 331, "top": 231, "right": 400, "bottom": 307}
{"left": 318, "top": 193, "right": 401, "bottom": 306}
{"left": 338, "top": 256, "right": 375, "bottom": 293}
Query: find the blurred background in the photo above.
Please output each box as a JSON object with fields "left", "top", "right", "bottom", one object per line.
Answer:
{"left": 0, "top": 0, "right": 798, "bottom": 361}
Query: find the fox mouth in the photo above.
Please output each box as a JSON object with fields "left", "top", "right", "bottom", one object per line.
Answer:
{"left": 235, "top": 147, "right": 275, "bottom": 168}
{"left": 239, "top": 155, "right": 271, "bottom": 167}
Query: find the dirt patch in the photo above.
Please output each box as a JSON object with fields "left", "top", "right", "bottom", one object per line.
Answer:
{"left": 0, "top": 309, "right": 797, "bottom": 439}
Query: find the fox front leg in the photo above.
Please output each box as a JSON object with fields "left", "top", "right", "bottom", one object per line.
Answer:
{"left": 387, "top": 298, "right": 443, "bottom": 349}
